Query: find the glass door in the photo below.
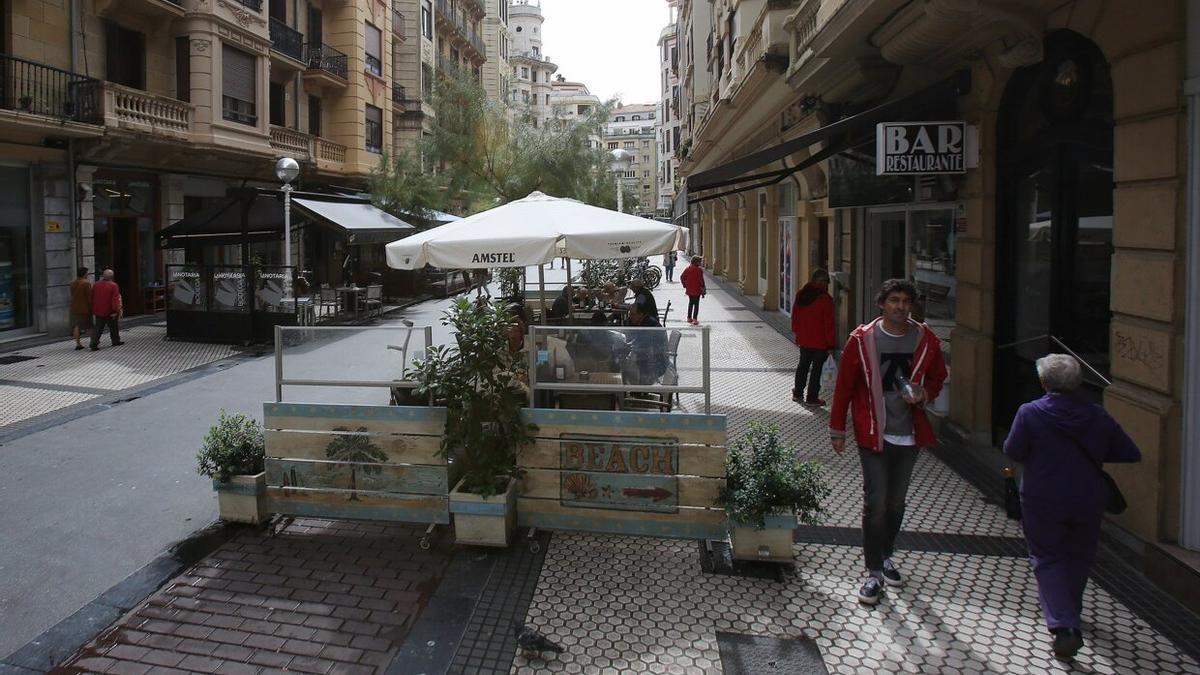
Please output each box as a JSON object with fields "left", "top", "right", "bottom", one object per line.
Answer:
{"left": 757, "top": 192, "right": 768, "bottom": 292}
{"left": 863, "top": 209, "right": 908, "bottom": 320}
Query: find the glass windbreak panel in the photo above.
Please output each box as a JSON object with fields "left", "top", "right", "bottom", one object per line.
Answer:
{"left": 210, "top": 265, "right": 250, "bottom": 313}
{"left": 168, "top": 265, "right": 207, "bottom": 311}
{"left": 527, "top": 325, "right": 706, "bottom": 411}
{"left": 253, "top": 266, "right": 295, "bottom": 312}
{"left": 1068, "top": 160, "right": 1113, "bottom": 382}
{"left": 910, "top": 208, "right": 956, "bottom": 361}
{"left": 277, "top": 325, "right": 433, "bottom": 405}
{"left": 138, "top": 217, "right": 156, "bottom": 287}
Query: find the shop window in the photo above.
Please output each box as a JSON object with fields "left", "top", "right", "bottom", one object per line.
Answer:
{"left": 365, "top": 104, "right": 383, "bottom": 153}
{"left": 106, "top": 22, "right": 145, "bottom": 90}
{"left": 0, "top": 167, "right": 32, "bottom": 333}
{"left": 222, "top": 45, "right": 257, "bottom": 125}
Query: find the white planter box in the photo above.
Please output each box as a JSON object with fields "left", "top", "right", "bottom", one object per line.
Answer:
{"left": 729, "top": 513, "right": 796, "bottom": 563}
{"left": 213, "top": 471, "right": 268, "bottom": 524}
{"left": 449, "top": 477, "right": 516, "bottom": 547}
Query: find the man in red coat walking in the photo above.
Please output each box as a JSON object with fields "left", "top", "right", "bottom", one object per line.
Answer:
{"left": 790, "top": 269, "right": 836, "bottom": 405}
{"left": 89, "top": 268, "right": 125, "bottom": 351}
{"left": 679, "top": 256, "right": 706, "bottom": 325}
{"left": 829, "top": 278, "right": 947, "bottom": 605}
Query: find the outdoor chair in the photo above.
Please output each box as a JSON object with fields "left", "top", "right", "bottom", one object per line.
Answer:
{"left": 365, "top": 285, "right": 383, "bottom": 319}
{"left": 659, "top": 300, "right": 672, "bottom": 325}
{"left": 317, "top": 287, "right": 339, "bottom": 320}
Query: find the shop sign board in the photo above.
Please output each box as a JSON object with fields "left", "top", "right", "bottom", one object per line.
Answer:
{"left": 876, "top": 121, "right": 968, "bottom": 175}
{"left": 559, "top": 435, "right": 680, "bottom": 514}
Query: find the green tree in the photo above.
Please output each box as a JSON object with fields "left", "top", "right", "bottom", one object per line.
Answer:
{"left": 367, "top": 150, "right": 446, "bottom": 230}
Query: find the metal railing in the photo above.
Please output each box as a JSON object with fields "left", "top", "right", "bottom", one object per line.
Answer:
{"left": 391, "top": 83, "right": 409, "bottom": 105}
{"left": 0, "top": 53, "right": 102, "bottom": 123}
{"left": 303, "top": 43, "right": 348, "bottom": 80}
{"left": 392, "top": 7, "right": 406, "bottom": 38}
{"left": 269, "top": 18, "right": 304, "bottom": 62}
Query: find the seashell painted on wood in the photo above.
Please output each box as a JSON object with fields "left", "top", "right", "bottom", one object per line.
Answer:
{"left": 563, "top": 473, "right": 598, "bottom": 499}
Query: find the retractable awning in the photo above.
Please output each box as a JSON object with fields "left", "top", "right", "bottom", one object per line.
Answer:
{"left": 292, "top": 196, "right": 415, "bottom": 245}
{"left": 685, "top": 70, "right": 970, "bottom": 203}
{"left": 159, "top": 191, "right": 416, "bottom": 249}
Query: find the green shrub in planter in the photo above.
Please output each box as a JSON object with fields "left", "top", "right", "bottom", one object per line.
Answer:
{"left": 195, "top": 410, "right": 266, "bottom": 482}
{"left": 720, "top": 422, "right": 830, "bottom": 529}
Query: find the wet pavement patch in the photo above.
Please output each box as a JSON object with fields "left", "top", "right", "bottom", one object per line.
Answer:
{"left": 716, "top": 632, "right": 828, "bottom": 674}
{"left": 0, "top": 355, "right": 36, "bottom": 365}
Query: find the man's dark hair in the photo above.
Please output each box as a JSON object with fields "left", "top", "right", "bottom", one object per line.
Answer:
{"left": 875, "top": 278, "right": 917, "bottom": 305}
{"left": 77, "top": 267, "right": 88, "bottom": 278}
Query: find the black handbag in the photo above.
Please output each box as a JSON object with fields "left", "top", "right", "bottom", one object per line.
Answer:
{"left": 1003, "top": 466, "right": 1022, "bottom": 521}
{"left": 1064, "top": 435, "right": 1128, "bottom": 515}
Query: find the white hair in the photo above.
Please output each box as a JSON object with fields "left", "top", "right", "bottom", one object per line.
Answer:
{"left": 1036, "top": 353, "right": 1082, "bottom": 392}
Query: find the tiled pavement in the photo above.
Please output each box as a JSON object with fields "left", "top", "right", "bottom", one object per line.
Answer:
{"left": 55, "top": 519, "right": 450, "bottom": 674}
{"left": 41, "top": 273, "right": 1200, "bottom": 674}
{"left": 0, "top": 323, "right": 236, "bottom": 430}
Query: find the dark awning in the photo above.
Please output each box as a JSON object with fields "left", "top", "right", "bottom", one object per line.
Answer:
{"left": 685, "top": 70, "right": 971, "bottom": 200}
{"left": 292, "top": 196, "right": 415, "bottom": 245}
{"left": 159, "top": 190, "right": 416, "bottom": 249}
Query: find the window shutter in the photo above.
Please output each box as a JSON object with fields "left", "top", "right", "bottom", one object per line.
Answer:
{"left": 222, "top": 45, "right": 256, "bottom": 102}
{"left": 366, "top": 105, "right": 382, "bottom": 126}
{"left": 366, "top": 23, "right": 381, "bottom": 60}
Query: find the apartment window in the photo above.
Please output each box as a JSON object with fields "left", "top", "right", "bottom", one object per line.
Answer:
{"left": 522, "top": 90, "right": 529, "bottom": 103}
{"left": 642, "top": 155, "right": 649, "bottom": 162}
{"left": 521, "top": 66, "right": 529, "bottom": 79}
{"left": 632, "top": 115, "right": 640, "bottom": 120}
{"left": 623, "top": 141, "right": 634, "bottom": 149}
{"left": 545, "top": 94, "right": 550, "bottom": 105}
{"left": 175, "top": 37, "right": 190, "bottom": 102}
{"left": 643, "top": 170, "right": 649, "bottom": 177}
{"left": 642, "top": 140, "right": 649, "bottom": 148}
{"left": 106, "top": 22, "right": 145, "bottom": 89}
{"left": 608, "top": 141, "right": 617, "bottom": 149}
{"left": 269, "top": 81, "right": 286, "bottom": 126}
{"left": 308, "top": 95, "right": 322, "bottom": 136}
{"left": 422, "top": 63, "right": 433, "bottom": 99}
{"left": 649, "top": 112, "right": 655, "bottom": 119}
{"left": 421, "top": 0, "right": 432, "bottom": 39}
{"left": 615, "top": 116, "right": 624, "bottom": 122}
{"left": 365, "top": 22, "right": 382, "bottom": 75}
{"left": 365, "top": 104, "right": 382, "bottom": 153}
{"left": 222, "top": 45, "right": 257, "bottom": 125}
{"left": 531, "top": 70, "right": 537, "bottom": 83}
{"left": 578, "top": 104, "right": 589, "bottom": 115}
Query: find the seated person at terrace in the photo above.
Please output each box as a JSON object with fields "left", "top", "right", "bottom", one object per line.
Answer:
{"left": 627, "top": 278, "right": 658, "bottom": 318}
{"left": 598, "top": 282, "right": 627, "bottom": 307}
{"left": 548, "top": 285, "right": 573, "bottom": 320}
{"left": 624, "top": 300, "right": 668, "bottom": 385}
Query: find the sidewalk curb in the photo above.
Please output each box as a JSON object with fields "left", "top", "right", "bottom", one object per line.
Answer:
{"left": 0, "top": 522, "right": 244, "bottom": 673}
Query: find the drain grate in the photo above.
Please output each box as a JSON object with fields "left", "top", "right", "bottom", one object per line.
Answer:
{"left": 0, "top": 354, "right": 37, "bottom": 365}
{"left": 717, "top": 632, "right": 828, "bottom": 674}
{"left": 698, "top": 540, "right": 789, "bottom": 581}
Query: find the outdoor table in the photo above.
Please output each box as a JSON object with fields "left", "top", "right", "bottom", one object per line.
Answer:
{"left": 336, "top": 286, "right": 366, "bottom": 319}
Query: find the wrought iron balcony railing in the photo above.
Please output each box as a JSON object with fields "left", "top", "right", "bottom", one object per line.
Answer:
{"left": 234, "top": 0, "right": 261, "bottom": 11}
{"left": 1, "top": 53, "right": 102, "bottom": 123}
{"left": 392, "top": 7, "right": 406, "bottom": 38}
{"left": 303, "top": 43, "right": 348, "bottom": 80}
{"left": 269, "top": 18, "right": 304, "bottom": 62}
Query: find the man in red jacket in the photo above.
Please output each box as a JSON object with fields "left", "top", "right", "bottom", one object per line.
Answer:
{"left": 89, "top": 268, "right": 125, "bottom": 351}
{"left": 791, "top": 269, "right": 836, "bottom": 405}
{"left": 829, "top": 278, "right": 947, "bottom": 605}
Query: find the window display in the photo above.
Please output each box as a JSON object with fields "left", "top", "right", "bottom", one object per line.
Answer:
{"left": 0, "top": 167, "right": 32, "bottom": 333}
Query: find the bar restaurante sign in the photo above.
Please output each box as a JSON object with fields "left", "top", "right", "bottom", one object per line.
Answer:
{"left": 876, "top": 121, "right": 967, "bottom": 175}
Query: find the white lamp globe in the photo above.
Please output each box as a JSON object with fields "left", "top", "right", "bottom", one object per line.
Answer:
{"left": 275, "top": 157, "right": 300, "bottom": 184}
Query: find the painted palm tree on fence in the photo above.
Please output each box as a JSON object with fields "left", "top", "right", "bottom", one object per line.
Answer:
{"left": 325, "top": 427, "right": 389, "bottom": 500}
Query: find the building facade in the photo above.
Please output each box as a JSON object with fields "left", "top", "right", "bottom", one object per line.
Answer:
{"left": 675, "top": 0, "right": 1200, "bottom": 608}
{"left": 605, "top": 103, "right": 658, "bottom": 217}
{"left": 657, "top": 15, "right": 682, "bottom": 217}
{"left": 507, "top": 0, "right": 556, "bottom": 126}
{"left": 480, "top": 0, "right": 510, "bottom": 105}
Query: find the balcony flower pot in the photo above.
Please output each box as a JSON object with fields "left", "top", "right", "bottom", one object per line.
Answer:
{"left": 719, "top": 422, "right": 830, "bottom": 564}
{"left": 730, "top": 513, "right": 797, "bottom": 563}
{"left": 213, "top": 471, "right": 268, "bottom": 524}
{"left": 449, "top": 477, "right": 517, "bottom": 547}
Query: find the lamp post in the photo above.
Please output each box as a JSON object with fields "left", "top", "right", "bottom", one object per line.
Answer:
{"left": 275, "top": 157, "right": 300, "bottom": 292}
{"left": 609, "top": 148, "right": 633, "bottom": 213}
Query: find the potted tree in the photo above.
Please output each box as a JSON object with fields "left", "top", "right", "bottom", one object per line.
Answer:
{"left": 411, "top": 297, "right": 537, "bottom": 546}
{"left": 720, "top": 422, "right": 830, "bottom": 563}
{"left": 196, "top": 410, "right": 268, "bottom": 524}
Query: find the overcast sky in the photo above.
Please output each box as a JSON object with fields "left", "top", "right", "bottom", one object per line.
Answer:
{"left": 537, "top": 0, "right": 671, "bottom": 106}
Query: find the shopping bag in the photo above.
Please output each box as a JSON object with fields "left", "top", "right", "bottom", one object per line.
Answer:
{"left": 819, "top": 356, "right": 837, "bottom": 398}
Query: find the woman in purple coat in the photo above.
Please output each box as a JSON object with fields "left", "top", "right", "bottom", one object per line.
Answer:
{"left": 1004, "top": 354, "right": 1141, "bottom": 661}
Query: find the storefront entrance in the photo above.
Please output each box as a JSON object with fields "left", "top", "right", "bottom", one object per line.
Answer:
{"left": 994, "top": 31, "right": 1114, "bottom": 442}
{"left": 0, "top": 166, "right": 33, "bottom": 337}
{"left": 93, "top": 174, "right": 159, "bottom": 315}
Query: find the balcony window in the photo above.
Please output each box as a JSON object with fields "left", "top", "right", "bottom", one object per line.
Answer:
{"left": 222, "top": 45, "right": 257, "bottom": 126}
{"left": 365, "top": 22, "right": 382, "bottom": 76}
{"left": 365, "top": 104, "right": 383, "bottom": 153}
{"left": 308, "top": 95, "right": 322, "bottom": 136}
{"left": 421, "top": 0, "right": 433, "bottom": 39}
{"left": 608, "top": 142, "right": 617, "bottom": 149}
{"left": 269, "top": 81, "right": 285, "bottom": 126}
{"left": 105, "top": 22, "right": 145, "bottom": 90}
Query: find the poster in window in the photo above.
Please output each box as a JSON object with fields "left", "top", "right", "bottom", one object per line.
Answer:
{"left": 211, "top": 268, "right": 248, "bottom": 312}
{"left": 169, "top": 266, "right": 206, "bottom": 312}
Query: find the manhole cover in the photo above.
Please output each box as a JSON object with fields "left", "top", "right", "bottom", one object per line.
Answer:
{"left": 717, "top": 632, "right": 828, "bottom": 674}
{"left": 0, "top": 354, "right": 37, "bottom": 365}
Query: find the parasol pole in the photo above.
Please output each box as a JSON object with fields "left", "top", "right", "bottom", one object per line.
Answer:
{"left": 538, "top": 263, "right": 547, "bottom": 325}
{"left": 565, "top": 255, "right": 573, "bottom": 312}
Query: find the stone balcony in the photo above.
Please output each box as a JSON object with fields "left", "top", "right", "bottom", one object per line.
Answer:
{"left": 267, "top": 125, "right": 347, "bottom": 174}
{"left": 100, "top": 82, "right": 192, "bottom": 142}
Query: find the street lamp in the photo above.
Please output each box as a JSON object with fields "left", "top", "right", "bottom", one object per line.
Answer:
{"left": 275, "top": 157, "right": 300, "bottom": 291}
{"left": 609, "top": 148, "right": 633, "bottom": 213}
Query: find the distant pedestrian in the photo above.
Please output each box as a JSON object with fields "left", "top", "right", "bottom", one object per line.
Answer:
{"left": 1004, "top": 354, "right": 1141, "bottom": 661}
{"left": 791, "top": 269, "right": 835, "bottom": 405}
{"left": 69, "top": 267, "right": 93, "bottom": 351}
{"left": 663, "top": 251, "right": 676, "bottom": 282}
{"left": 89, "top": 268, "right": 124, "bottom": 351}
{"left": 829, "top": 278, "right": 947, "bottom": 605}
{"left": 680, "top": 256, "right": 705, "bottom": 325}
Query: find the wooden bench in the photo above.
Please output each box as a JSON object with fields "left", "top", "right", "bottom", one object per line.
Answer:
{"left": 262, "top": 402, "right": 451, "bottom": 547}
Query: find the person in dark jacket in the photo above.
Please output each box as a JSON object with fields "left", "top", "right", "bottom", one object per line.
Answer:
{"left": 548, "top": 285, "right": 572, "bottom": 320}
{"left": 790, "top": 269, "right": 836, "bottom": 405}
{"left": 1004, "top": 354, "right": 1141, "bottom": 661}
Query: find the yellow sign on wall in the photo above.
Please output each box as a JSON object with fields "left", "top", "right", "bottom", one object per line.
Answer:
{"left": 45, "top": 221, "right": 61, "bottom": 233}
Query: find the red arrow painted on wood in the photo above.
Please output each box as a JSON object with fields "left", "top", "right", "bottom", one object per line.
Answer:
{"left": 622, "top": 486, "right": 673, "bottom": 502}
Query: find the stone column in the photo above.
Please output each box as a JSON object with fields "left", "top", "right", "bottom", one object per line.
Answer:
{"left": 743, "top": 191, "right": 761, "bottom": 296}
{"left": 37, "top": 163, "right": 74, "bottom": 334}
{"left": 190, "top": 34, "right": 215, "bottom": 137}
